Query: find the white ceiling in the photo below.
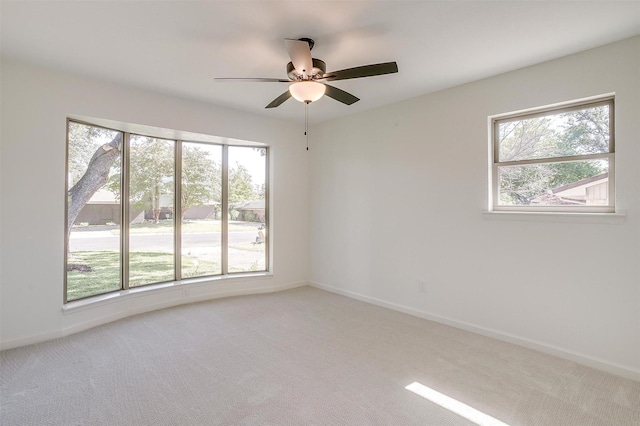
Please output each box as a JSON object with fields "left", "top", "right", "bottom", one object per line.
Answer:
{"left": 2, "top": 1, "right": 639, "bottom": 124}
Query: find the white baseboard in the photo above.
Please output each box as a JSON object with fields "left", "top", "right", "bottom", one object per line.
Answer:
{"left": 309, "top": 281, "right": 640, "bottom": 382}
{"left": 0, "top": 330, "right": 66, "bottom": 351}
{"left": 0, "top": 281, "right": 308, "bottom": 351}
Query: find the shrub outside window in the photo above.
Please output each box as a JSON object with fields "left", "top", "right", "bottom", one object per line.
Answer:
{"left": 491, "top": 97, "right": 614, "bottom": 213}
{"left": 65, "top": 120, "right": 269, "bottom": 303}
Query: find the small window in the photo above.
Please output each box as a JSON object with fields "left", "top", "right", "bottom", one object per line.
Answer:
{"left": 490, "top": 97, "right": 614, "bottom": 213}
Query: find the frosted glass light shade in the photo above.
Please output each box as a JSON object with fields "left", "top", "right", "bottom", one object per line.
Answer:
{"left": 289, "top": 81, "right": 326, "bottom": 103}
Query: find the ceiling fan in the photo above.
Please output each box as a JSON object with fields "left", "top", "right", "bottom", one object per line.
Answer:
{"left": 215, "top": 38, "right": 398, "bottom": 108}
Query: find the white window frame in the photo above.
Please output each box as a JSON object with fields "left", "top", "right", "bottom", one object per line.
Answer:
{"left": 489, "top": 96, "right": 615, "bottom": 213}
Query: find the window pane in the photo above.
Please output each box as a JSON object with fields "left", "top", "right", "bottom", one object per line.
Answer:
{"left": 498, "top": 104, "right": 610, "bottom": 162}
{"left": 66, "top": 122, "right": 122, "bottom": 300}
{"left": 498, "top": 159, "right": 609, "bottom": 206}
{"left": 129, "top": 135, "right": 175, "bottom": 286}
{"left": 182, "top": 143, "right": 222, "bottom": 278}
{"left": 228, "top": 146, "right": 267, "bottom": 273}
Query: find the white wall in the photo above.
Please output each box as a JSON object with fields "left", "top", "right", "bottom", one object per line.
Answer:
{"left": 0, "top": 59, "right": 310, "bottom": 349}
{"left": 309, "top": 37, "right": 640, "bottom": 379}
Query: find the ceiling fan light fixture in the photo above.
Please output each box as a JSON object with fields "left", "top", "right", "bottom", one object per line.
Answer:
{"left": 289, "top": 81, "right": 326, "bottom": 103}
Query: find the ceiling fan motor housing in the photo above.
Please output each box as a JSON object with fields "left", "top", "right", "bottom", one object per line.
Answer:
{"left": 287, "top": 58, "right": 326, "bottom": 80}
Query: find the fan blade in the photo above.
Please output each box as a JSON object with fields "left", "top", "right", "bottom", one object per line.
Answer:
{"left": 320, "top": 62, "right": 398, "bottom": 81}
{"left": 323, "top": 84, "right": 359, "bottom": 105}
{"left": 215, "top": 78, "right": 290, "bottom": 83}
{"left": 265, "top": 90, "right": 292, "bottom": 108}
{"left": 285, "top": 39, "right": 313, "bottom": 78}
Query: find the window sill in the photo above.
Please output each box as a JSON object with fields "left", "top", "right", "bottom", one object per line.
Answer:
{"left": 482, "top": 210, "right": 626, "bottom": 224}
{"left": 62, "top": 272, "right": 274, "bottom": 314}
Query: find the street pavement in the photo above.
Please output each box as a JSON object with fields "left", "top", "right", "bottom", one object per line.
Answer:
{"left": 69, "top": 230, "right": 258, "bottom": 252}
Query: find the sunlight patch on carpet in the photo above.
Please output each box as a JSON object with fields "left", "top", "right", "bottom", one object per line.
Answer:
{"left": 405, "top": 381, "right": 510, "bottom": 426}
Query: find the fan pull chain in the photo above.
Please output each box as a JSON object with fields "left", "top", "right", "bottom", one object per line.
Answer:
{"left": 305, "top": 101, "right": 309, "bottom": 151}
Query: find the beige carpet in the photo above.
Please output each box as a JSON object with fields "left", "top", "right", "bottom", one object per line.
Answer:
{"left": 1, "top": 286, "right": 639, "bottom": 425}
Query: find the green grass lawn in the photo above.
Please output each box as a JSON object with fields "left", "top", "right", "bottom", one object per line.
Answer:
{"left": 67, "top": 251, "right": 220, "bottom": 301}
{"left": 67, "top": 251, "right": 121, "bottom": 300}
{"left": 121, "top": 220, "right": 257, "bottom": 234}
{"left": 71, "top": 220, "right": 259, "bottom": 236}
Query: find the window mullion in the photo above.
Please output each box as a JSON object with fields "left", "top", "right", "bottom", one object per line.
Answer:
{"left": 63, "top": 120, "right": 71, "bottom": 304}
{"left": 175, "top": 140, "right": 182, "bottom": 281}
{"left": 122, "top": 132, "right": 131, "bottom": 290}
{"left": 221, "top": 145, "right": 229, "bottom": 275}
{"left": 264, "top": 147, "right": 270, "bottom": 271}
